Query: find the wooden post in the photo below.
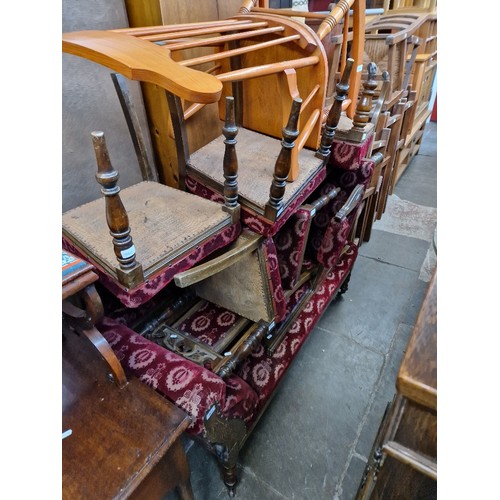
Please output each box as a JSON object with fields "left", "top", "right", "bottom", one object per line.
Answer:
{"left": 264, "top": 98, "right": 302, "bottom": 220}
{"left": 92, "top": 131, "right": 144, "bottom": 289}
{"left": 222, "top": 97, "right": 240, "bottom": 222}
{"left": 316, "top": 58, "right": 354, "bottom": 162}
{"left": 353, "top": 62, "right": 378, "bottom": 130}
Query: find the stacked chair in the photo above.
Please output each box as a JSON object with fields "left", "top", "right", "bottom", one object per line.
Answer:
{"left": 62, "top": 0, "right": 376, "bottom": 495}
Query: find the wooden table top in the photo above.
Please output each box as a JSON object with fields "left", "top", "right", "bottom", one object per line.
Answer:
{"left": 397, "top": 270, "right": 437, "bottom": 411}
{"left": 62, "top": 325, "right": 191, "bottom": 499}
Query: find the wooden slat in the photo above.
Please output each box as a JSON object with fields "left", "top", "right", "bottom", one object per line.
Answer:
{"left": 112, "top": 19, "right": 259, "bottom": 36}
{"left": 383, "top": 441, "right": 437, "bottom": 480}
{"left": 179, "top": 34, "right": 301, "bottom": 67}
{"left": 165, "top": 26, "right": 285, "bottom": 51}
{"left": 216, "top": 56, "right": 319, "bottom": 82}
{"left": 252, "top": 7, "right": 329, "bottom": 19}
{"left": 139, "top": 22, "right": 270, "bottom": 42}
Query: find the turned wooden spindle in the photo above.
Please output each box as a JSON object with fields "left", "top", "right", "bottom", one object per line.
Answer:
{"left": 264, "top": 98, "right": 302, "bottom": 220}
{"left": 316, "top": 58, "right": 354, "bottom": 161}
{"left": 216, "top": 321, "right": 268, "bottom": 380}
{"left": 92, "top": 131, "right": 144, "bottom": 288}
{"left": 222, "top": 96, "right": 239, "bottom": 213}
{"left": 316, "top": 0, "right": 353, "bottom": 41}
{"left": 352, "top": 62, "right": 378, "bottom": 131}
{"left": 238, "top": 0, "right": 257, "bottom": 14}
{"left": 309, "top": 187, "right": 341, "bottom": 215}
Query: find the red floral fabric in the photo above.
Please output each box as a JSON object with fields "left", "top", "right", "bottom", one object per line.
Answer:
{"left": 177, "top": 301, "right": 240, "bottom": 348}
{"left": 263, "top": 237, "right": 287, "bottom": 322}
{"left": 306, "top": 157, "right": 375, "bottom": 261}
{"left": 185, "top": 169, "right": 326, "bottom": 237}
{"left": 96, "top": 242, "right": 357, "bottom": 435}
{"left": 98, "top": 316, "right": 259, "bottom": 436}
{"left": 236, "top": 243, "right": 358, "bottom": 410}
{"left": 331, "top": 134, "right": 374, "bottom": 171}
{"left": 274, "top": 208, "right": 312, "bottom": 291}
{"left": 316, "top": 218, "right": 351, "bottom": 268}
{"left": 62, "top": 222, "right": 240, "bottom": 308}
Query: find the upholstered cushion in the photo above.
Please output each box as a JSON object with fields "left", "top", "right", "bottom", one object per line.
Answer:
{"left": 177, "top": 301, "right": 244, "bottom": 350}
{"left": 98, "top": 317, "right": 259, "bottom": 436}
{"left": 306, "top": 157, "right": 375, "bottom": 261}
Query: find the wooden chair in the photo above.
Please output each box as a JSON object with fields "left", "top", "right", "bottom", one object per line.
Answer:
{"left": 115, "top": 0, "right": 367, "bottom": 184}
{"left": 62, "top": 32, "right": 246, "bottom": 308}
{"left": 363, "top": 12, "right": 426, "bottom": 109}
{"left": 355, "top": 65, "right": 393, "bottom": 241}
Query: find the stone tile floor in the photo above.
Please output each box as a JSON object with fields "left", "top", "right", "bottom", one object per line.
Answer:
{"left": 175, "top": 121, "right": 437, "bottom": 500}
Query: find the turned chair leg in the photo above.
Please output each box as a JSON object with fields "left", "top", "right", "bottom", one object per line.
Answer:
{"left": 339, "top": 271, "right": 352, "bottom": 295}
{"left": 223, "top": 464, "right": 238, "bottom": 497}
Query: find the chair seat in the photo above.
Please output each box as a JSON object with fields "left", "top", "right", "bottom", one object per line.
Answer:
{"left": 188, "top": 128, "right": 324, "bottom": 216}
{"left": 63, "top": 181, "right": 234, "bottom": 285}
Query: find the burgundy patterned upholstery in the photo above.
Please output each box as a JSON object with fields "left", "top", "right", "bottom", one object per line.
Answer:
{"left": 177, "top": 301, "right": 241, "bottom": 348}
{"left": 98, "top": 316, "right": 259, "bottom": 436}
{"left": 331, "top": 134, "right": 374, "bottom": 171}
{"left": 236, "top": 243, "right": 358, "bottom": 409}
{"left": 263, "top": 236, "right": 287, "bottom": 322}
{"left": 62, "top": 223, "right": 240, "bottom": 308}
{"left": 185, "top": 170, "right": 326, "bottom": 237}
{"left": 316, "top": 218, "right": 351, "bottom": 268}
{"left": 97, "top": 242, "right": 357, "bottom": 435}
{"left": 306, "top": 157, "right": 375, "bottom": 263}
{"left": 274, "top": 208, "right": 312, "bottom": 291}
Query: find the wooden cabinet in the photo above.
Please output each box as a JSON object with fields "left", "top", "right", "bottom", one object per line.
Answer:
{"left": 356, "top": 271, "right": 437, "bottom": 499}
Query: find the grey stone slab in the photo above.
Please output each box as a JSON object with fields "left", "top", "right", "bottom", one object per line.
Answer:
{"left": 394, "top": 155, "right": 437, "bottom": 208}
{"left": 355, "top": 323, "right": 414, "bottom": 459}
{"left": 166, "top": 438, "right": 226, "bottom": 500}
{"left": 359, "top": 230, "right": 431, "bottom": 272}
{"left": 399, "top": 278, "right": 432, "bottom": 326}
{"left": 216, "top": 468, "right": 290, "bottom": 499}
{"left": 316, "top": 256, "right": 419, "bottom": 354}
{"left": 416, "top": 122, "right": 437, "bottom": 157}
{"left": 237, "top": 331, "right": 384, "bottom": 500}
{"left": 338, "top": 456, "right": 368, "bottom": 500}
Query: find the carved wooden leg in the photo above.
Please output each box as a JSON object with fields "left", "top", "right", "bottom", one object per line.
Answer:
{"left": 204, "top": 405, "right": 246, "bottom": 497}
{"left": 223, "top": 464, "right": 238, "bottom": 497}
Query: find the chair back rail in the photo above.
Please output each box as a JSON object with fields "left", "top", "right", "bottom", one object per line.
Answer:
{"left": 64, "top": 0, "right": 367, "bottom": 185}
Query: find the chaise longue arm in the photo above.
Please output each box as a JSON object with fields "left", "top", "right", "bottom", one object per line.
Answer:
{"left": 97, "top": 316, "right": 259, "bottom": 436}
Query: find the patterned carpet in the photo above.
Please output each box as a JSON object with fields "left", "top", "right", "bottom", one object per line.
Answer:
{"left": 373, "top": 194, "right": 437, "bottom": 282}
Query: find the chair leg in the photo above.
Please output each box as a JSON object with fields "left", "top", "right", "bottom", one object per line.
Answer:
{"left": 339, "top": 271, "right": 352, "bottom": 295}
{"left": 223, "top": 464, "right": 238, "bottom": 497}
{"left": 204, "top": 404, "right": 246, "bottom": 497}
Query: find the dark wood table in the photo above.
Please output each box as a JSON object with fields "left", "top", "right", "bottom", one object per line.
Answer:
{"left": 62, "top": 250, "right": 194, "bottom": 499}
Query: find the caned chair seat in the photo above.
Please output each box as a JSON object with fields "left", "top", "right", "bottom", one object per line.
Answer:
{"left": 63, "top": 181, "right": 237, "bottom": 303}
